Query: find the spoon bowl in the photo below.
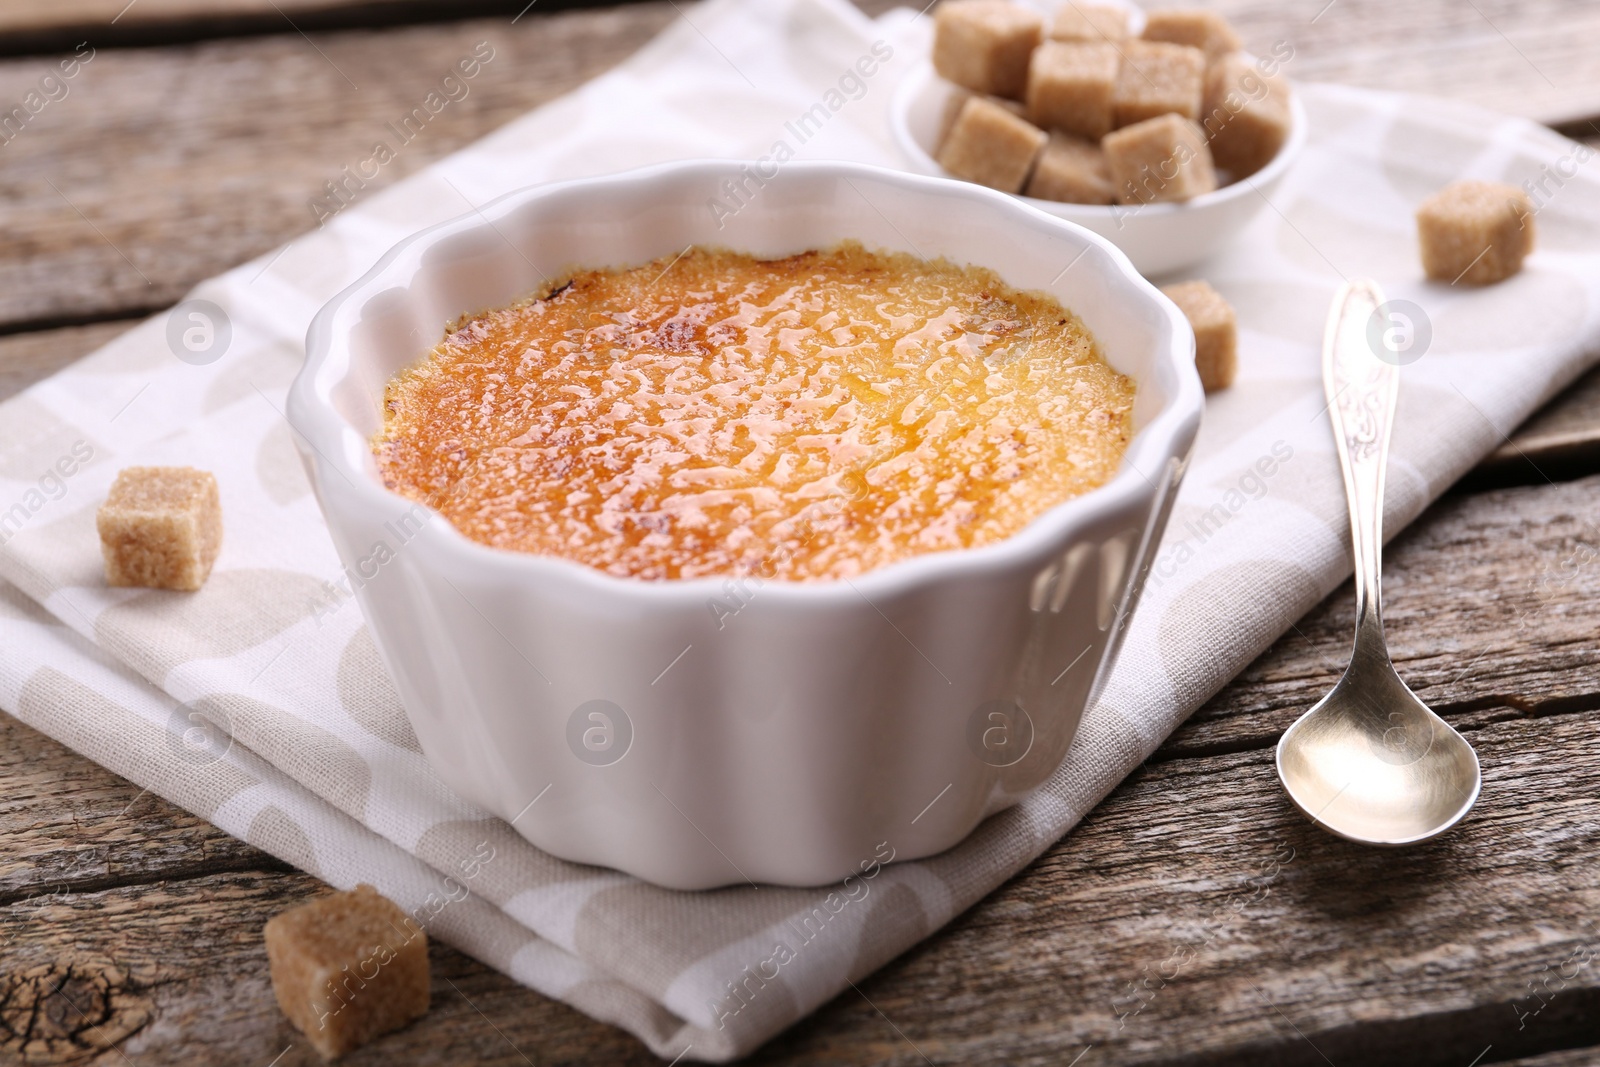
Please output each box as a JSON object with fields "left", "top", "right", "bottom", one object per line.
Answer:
{"left": 1274, "top": 279, "right": 1482, "bottom": 845}
{"left": 1278, "top": 658, "right": 1481, "bottom": 844}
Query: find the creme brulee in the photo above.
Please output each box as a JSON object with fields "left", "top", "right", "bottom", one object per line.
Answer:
{"left": 373, "top": 243, "right": 1134, "bottom": 581}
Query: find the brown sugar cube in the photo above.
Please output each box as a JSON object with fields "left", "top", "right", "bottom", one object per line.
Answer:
{"left": 1025, "top": 41, "right": 1119, "bottom": 139}
{"left": 1049, "top": 2, "right": 1131, "bottom": 42}
{"left": 1104, "top": 113, "right": 1217, "bottom": 204}
{"left": 265, "top": 885, "right": 430, "bottom": 1060}
{"left": 1112, "top": 40, "right": 1205, "bottom": 127}
{"left": 1416, "top": 180, "right": 1536, "bottom": 285}
{"left": 1142, "top": 8, "right": 1242, "bottom": 59}
{"left": 96, "top": 466, "right": 222, "bottom": 592}
{"left": 937, "top": 96, "right": 1047, "bottom": 193}
{"left": 1202, "top": 52, "right": 1292, "bottom": 179}
{"left": 932, "top": 0, "right": 1044, "bottom": 100}
{"left": 937, "top": 86, "right": 1026, "bottom": 148}
{"left": 1161, "top": 280, "right": 1237, "bottom": 391}
{"left": 1025, "top": 134, "right": 1114, "bottom": 204}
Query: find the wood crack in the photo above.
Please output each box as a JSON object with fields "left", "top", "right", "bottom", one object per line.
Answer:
{"left": 0, "top": 0, "right": 660, "bottom": 59}
{"left": 0, "top": 306, "right": 162, "bottom": 341}
{"left": 0, "top": 853, "right": 294, "bottom": 909}
{"left": 1154, "top": 985, "right": 1600, "bottom": 1067}
{"left": 1151, "top": 691, "right": 1600, "bottom": 764}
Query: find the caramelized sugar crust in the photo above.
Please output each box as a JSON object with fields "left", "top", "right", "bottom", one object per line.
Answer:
{"left": 374, "top": 243, "right": 1134, "bottom": 581}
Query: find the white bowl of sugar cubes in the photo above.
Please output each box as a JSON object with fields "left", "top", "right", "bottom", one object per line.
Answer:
{"left": 890, "top": 0, "right": 1307, "bottom": 276}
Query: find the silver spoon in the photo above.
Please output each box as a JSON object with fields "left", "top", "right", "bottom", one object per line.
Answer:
{"left": 1275, "top": 278, "right": 1481, "bottom": 845}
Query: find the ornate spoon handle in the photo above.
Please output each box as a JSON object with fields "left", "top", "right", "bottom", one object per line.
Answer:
{"left": 1323, "top": 279, "right": 1399, "bottom": 638}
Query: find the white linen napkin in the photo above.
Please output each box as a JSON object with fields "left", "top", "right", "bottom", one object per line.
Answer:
{"left": 2, "top": 0, "right": 1598, "bottom": 1058}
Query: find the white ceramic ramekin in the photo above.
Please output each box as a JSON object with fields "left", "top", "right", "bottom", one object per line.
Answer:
{"left": 890, "top": 62, "right": 1309, "bottom": 277}
{"left": 288, "top": 160, "right": 1202, "bottom": 890}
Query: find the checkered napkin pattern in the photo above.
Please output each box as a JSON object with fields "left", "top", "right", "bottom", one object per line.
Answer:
{"left": 1, "top": 0, "right": 1598, "bottom": 1057}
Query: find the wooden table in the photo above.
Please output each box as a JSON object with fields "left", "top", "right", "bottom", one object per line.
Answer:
{"left": 1, "top": 2, "right": 1598, "bottom": 1063}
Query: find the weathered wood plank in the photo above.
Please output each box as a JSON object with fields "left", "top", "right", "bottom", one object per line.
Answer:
{"left": 1470, "top": 364, "right": 1600, "bottom": 489}
{"left": 0, "top": 0, "right": 665, "bottom": 59}
{"left": 0, "top": 0, "right": 450, "bottom": 28}
{"left": 1158, "top": 474, "right": 1600, "bottom": 763}
{"left": 0, "top": 710, "right": 285, "bottom": 908}
{"left": 0, "top": 868, "right": 656, "bottom": 1067}
{"left": 1212, "top": 0, "right": 1600, "bottom": 127}
{"left": 0, "top": 7, "right": 675, "bottom": 329}
{"left": 1508, "top": 1050, "right": 1600, "bottom": 1067}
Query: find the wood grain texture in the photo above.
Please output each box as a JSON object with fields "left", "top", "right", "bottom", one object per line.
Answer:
{"left": 0, "top": 708, "right": 284, "bottom": 906}
{"left": 1507, "top": 1050, "right": 1600, "bottom": 1067}
{"left": 1210, "top": 0, "right": 1600, "bottom": 127}
{"left": 0, "top": 0, "right": 662, "bottom": 58}
{"left": 0, "top": 867, "right": 653, "bottom": 1066}
{"left": 0, "top": 6, "right": 675, "bottom": 330}
{"left": 0, "top": 0, "right": 456, "bottom": 28}
{"left": 1470, "top": 364, "right": 1600, "bottom": 489}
